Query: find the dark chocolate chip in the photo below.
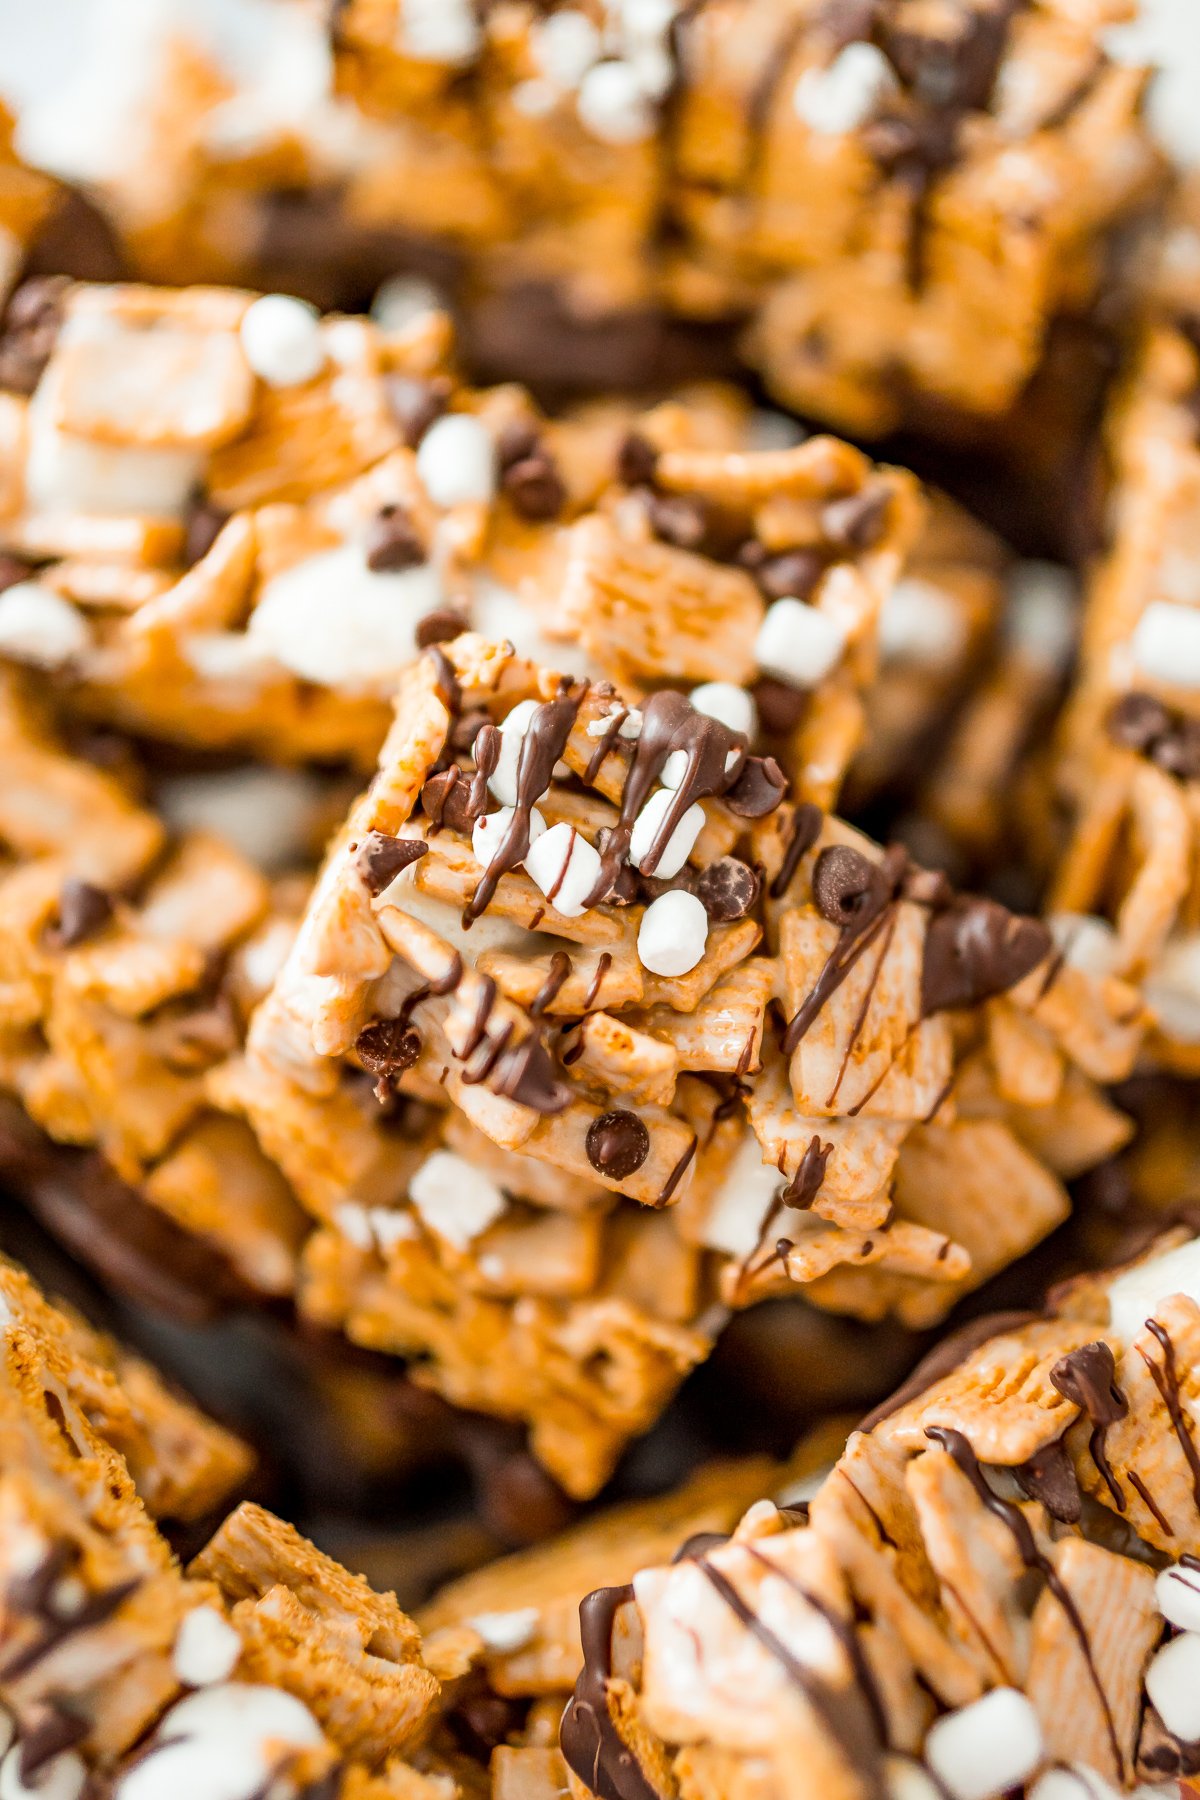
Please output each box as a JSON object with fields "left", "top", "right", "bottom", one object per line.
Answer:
{"left": 182, "top": 495, "right": 230, "bottom": 568}
{"left": 491, "top": 1034, "right": 571, "bottom": 1115}
{"left": 751, "top": 676, "right": 808, "bottom": 736}
{"left": 448, "top": 707, "right": 493, "bottom": 753}
{"left": 501, "top": 452, "right": 566, "bottom": 522}
{"left": 18, "top": 1703, "right": 88, "bottom": 1782}
{"left": 449, "top": 1690, "right": 527, "bottom": 1761}
{"left": 755, "top": 548, "right": 825, "bottom": 602}
{"left": 616, "top": 430, "right": 659, "bottom": 488}
{"left": 921, "top": 898, "right": 1052, "bottom": 1017}
{"left": 356, "top": 1017, "right": 422, "bottom": 1084}
{"left": 695, "top": 857, "right": 761, "bottom": 922}
{"left": 811, "top": 845, "right": 886, "bottom": 926}
{"left": 415, "top": 607, "right": 469, "bottom": 649}
{"left": 1152, "top": 719, "right": 1200, "bottom": 783}
{"left": 646, "top": 492, "right": 709, "bottom": 552}
{"left": 585, "top": 1109, "right": 651, "bottom": 1180}
{"left": 496, "top": 420, "right": 541, "bottom": 469}
{"left": 365, "top": 503, "right": 426, "bottom": 572}
{"left": 724, "top": 754, "right": 787, "bottom": 819}
{"left": 420, "top": 766, "right": 485, "bottom": 835}
{"left": 1013, "top": 1438, "right": 1081, "bottom": 1525}
{"left": 354, "top": 831, "right": 428, "bottom": 895}
{"left": 1106, "top": 690, "right": 1171, "bottom": 753}
{"left": 821, "top": 487, "right": 890, "bottom": 552}
{"left": 385, "top": 374, "right": 452, "bottom": 447}
{"left": 53, "top": 879, "right": 113, "bottom": 949}
{"left": 0, "top": 553, "right": 33, "bottom": 596}
{"left": 0, "top": 276, "right": 69, "bottom": 396}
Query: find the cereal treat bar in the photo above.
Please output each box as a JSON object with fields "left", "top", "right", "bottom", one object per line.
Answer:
{"left": 0, "top": 279, "right": 927, "bottom": 781}
{"left": 9, "top": 2, "right": 1160, "bottom": 438}
{"left": 543, "top": 1218, "right": 1200, "bottom": 1799}
{"left": 215, "top": 632, "right": 1142, "bottom": 1494}
{"left": 1050, "top": 176, "right": 1200, "bottom": 1071}
{"left": 0, "top": 1246, "right": 485, "bottom": 1800}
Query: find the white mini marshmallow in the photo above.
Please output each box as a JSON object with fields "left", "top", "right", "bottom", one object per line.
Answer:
{"left": 690, "top": 681, "right": 756, "bottom": 739}
{"left": 659, "top": 747, "right": 740, "bottom": 789}
{"left": 417, "top": 414, "right": 497, "bottom": 508}
{"left": 755, "top": 597, "right": 848, "bottom": 687}
{"left": 239, "top": 294, "right": 324, "bottom": 388}
{"left": 1146, "top": 1631, "right": 1200, "bottom": 1742}
{"left": 27, "top": 392, "right": 202, "bottom": 517}
{"left": 879, "top": 577, "right": 966, "bottom": 667}
{"left": 1047, "top": 912, "right": 1120, "bottom": 981}
{"left": 534, "top": 10, "right": 601, "bottom": 87}
{"left": 586, "top": 705, "right": 642, "bottom": 740}
{"left": 1027, "top": 1767, "right": 1120, "bottom": 1800}
{"left": 524, "top": 822, "right": 601, "bottom": 917}
{"left": 0, "top": 582, "right": 89, "bottom": 669}
{"left": 1157, "top": 1562, "right": 1200, "bottom": 1633}
{"left": 472, "top": 806, "right": 547, "bottom": 872}
{"left": 116, "top": 1683, "right": 323, "bottom": 1800}
{"left": 398, "top": 0, "right": 481, "bottom": 63}
{"left": 490, "top": 698, "right": 542, "bottom": 806}
{"left": 924, "top": 1688, "right": 1044, "bottom": 1800}
{"left": 0, "top": 1746, "right": 85, "bottom": 1800}
{"left": 695, "top": 1132, "right": 784, "bottom": 1258}
{"left": 637, "top": 889, "right": 709, "bottom": 976}
{"left": 409, "top": 1150, "right": 507, "bottom": 1248}
{"left": 629, "top": 788, "right": 705, "bottom": 878}
{"left": 793, "top": 42, "right": 898, "bottom": 135}
{"left": 577, "top": 59, "right": 654, "bottom": 143}
{"left": 468, "top": 1609, "right": 540, "bottom": 1654}
{"left": 173, "top": 1607, "right": 242, "bottom": 1688}
{"left": 247, "top": 545, "right": 440, "bottom": 692}
{"left": 156, "top": 767, "right": 330, "bottom": 875}
{"left": 1145, "top": 930, "right": 1200, "bottom": 1043}
{"left": 371, "top": 274, "right": 444, "bottom": 332}
{"left": 1107, "top": 1235, "right": 1200, "bottom": 1343}
{"left": 884, "top": 1757, "right": 944, "bottom": 1800}
{"left": 1131, "top": 600, "right": 1200, "bottom": 689}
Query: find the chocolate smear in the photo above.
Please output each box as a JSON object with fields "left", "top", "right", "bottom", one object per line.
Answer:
{"left": 561, "top": 1586, "right": 661, "bottom": 1800}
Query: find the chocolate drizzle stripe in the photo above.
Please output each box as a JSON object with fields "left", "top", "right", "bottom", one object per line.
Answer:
{"left": 1127, "top": 1470, "right": 1173, "bottom": 1536}
{"left": 769, "top": 802, "right": 823, "bottom": 900}
{"left": 782, "top": 882, "right": 896, "bottom": 1057}
{"left": 560, "top": 1586, "right": 660, "bottom": 1800}
{"left": 1140, "top": 1319, "right": 1200, "bottom": 1514}
{"left": 584, "top": 953, "right": 613, "bottom": 1012}
{"left": 467, "top": 686, "right": 585, "bottom": 922}
{"left": 656, "top": 1133, "right": 697, "bottom": 1204}
{"left": 531, "top": 951, "right": 573, "bottom": 1017}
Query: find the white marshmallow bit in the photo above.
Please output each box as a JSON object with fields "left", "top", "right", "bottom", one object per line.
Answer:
{"left": 629, "top": 787, "right": 705, "bottom": 879}
{"left": 1107, "top": 1235, "right": 1200, "bottom": 1343}
{"left": 468, "top": 1608, "right": 540, "bottom": 1654}
{"left": 239, "top": 294, "right": 325, "bottom": 388}
{"left": 884, "top": 1756, "right": 944, "bottom": 1800}
{"left": 695, "top": 1132, "right": 784, "bottom": 1258}
{"left": 1146, "top": 1631, "right": 1200, "bottom": 1742}
{"left": 173, "top": 1607, "right": 242, "bottom": 1688}
{"left": 399, "top": 0, "right": 481, "bottom": 63}
{"left": 1047, "top": 912, "right": 1120, "bottom": 981}
{"left": 1145, "top": 930, "right": 1200, "bottom": 1043}
{"left": 1027, "top": 1768, "right": 1121, "bottom": 1800}
{"left": 690, "top": 681, "right": 756, "bottom": 739}
{"left": 156, "top": 767, "right": 330, "bottom": 875}
{"left": 879, "top": 577, "right": 966, "bottom": 667}
{"left": 793, "top": 43, "right": 898, "bottom": 135}
{"left": 924, "top": 1688, "right": 1044, "bottom": 1800}
{"left": 116, "top": 1683, "right": 323, "bottom": 1800}
{"left": 1131, "top": 600, "right": 1200, "bottom": 690}
{"left": 472, "top": 806, "right": 547, "bottom": 872}
{"left": 1157, "top": 1563, "right": 1200, "bottom": 1633}
{"left": 524, "top": 822, "right": 601, "bottom": 917}
{"left": 409, "top": 1151, "right": 506, "bottom": 1248}
{"left": 247, "top": 545, "right": 441, "bottom": 692}
{"left": 637, "top": 889, "right": 709, "bottom": 976}
{"left": 490, "top": 698, "right": 542, "bottom": 806}
{"left": 577, "top": 60, "right": 654, "bottom": 144}
{"left": 0, "top": 1745, "right": 84, "bottom": 1800}
{"left": 1006, "top": 561, "right": 1078, "bottom": 673}
{"left": 586, "top": 705, "right": 642, "bottom": 740}
{"left": 755, "top": 597, "right": 847, "bottom": 688}
{"left": 533, "top": 11, "right": 601, "bottom": 87}
{"left": 0, "top": 582, "right": 89, "bottom": 670}
{"left": 417, "top": 414, "right": 497, "bottom": 509}
{"left": 371, "top": 274, "right": 444, "bottom": 332}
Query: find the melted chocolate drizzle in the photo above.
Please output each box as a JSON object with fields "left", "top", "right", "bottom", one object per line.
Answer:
{"left": 1049, "top": 1342, "right": 1127, "bottom": 1512}
{"left": 560, "top": 1586, "right": 661, "bottom": 1800}
{"left": 1140, "top": 1319, "right": 1200, "bottom": 1515}
{"left": 466, "top": 687, "right": 585, "bottom": 922}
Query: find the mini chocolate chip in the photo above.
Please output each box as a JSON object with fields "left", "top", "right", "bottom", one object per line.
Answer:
{"left": 0, "top": 552, "right": 33, "bottom": 595}
{"left": 354, "top": 831, "right": 428, "bottom": 895}
{"left": 821, "top": 487, "right": 890, "bottom": 551}
{"left": 415, "top": 607, "right": 469, "bottom": 649}
{"left": 450, "top": 1691, "right": 527, "bottom": 1762}
{"left": 502, "top": 452, "right": 566, "bottom": 522}
{"left": 617, "top": 430, "right": 658, "bottom": 488}
{"left": 724, "top": 754, "right": 787, "bottom": 819}
{"left": 755, "top": 548, "right": 825, "bottom": 602}
{"left": 496, "top": 419, "right": 541, "bottom": 469}
{"left": 385, "top": 373, "right": 452, "bottom": 447}
{"left": 1106, "top": 691, "right": 1171, "bottom": 753}
{"left": 420, "top": 766, "right": 485, "bottom": 834}
{"left": 448, "top": 707, "right": 492, "bottom": 753}
{"left": 751, "top": 676, "right": 808, "bottom": 736}
{"left": 54, "top": 879, "right": 113, "bottom": 948}
{"left": 365, "top": 502, "right": 426, "bottom": 572}
{"left": 1013, "top": 1438, "right": 1081, "bottom": 1525}
{"left": 356, "top": 1017, "right": 422, "bottom": 1084}
{"left": 921, "top": 898, "right": 1052, "bottom": 1017}
{"left": 585, "top": 1109, "right": 651, "bottom": 1179}
{"left": 646, "top": 492, "right": 709, "bottom": 552}
{"left": 811, "top": 845, "right": 886, "bottom": 926}
{"left": 695, "top": 857, "right": 761, "bottom": 922}
{"left": 183, "top": 495, "right": 230, "bottom": 568}
{"left": 1152, "top": 719, "right": 1200, "bottom": 782}
{"left": 0, "top": 276, "right": 68, "bottom": 396}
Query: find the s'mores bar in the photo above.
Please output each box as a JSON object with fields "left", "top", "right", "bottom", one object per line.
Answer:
{"left": 213, "top": 632, "right": 1142, "bottom": 1493}
{"left": 454, "top": 1217, "right": 1200, "bottom": 1800}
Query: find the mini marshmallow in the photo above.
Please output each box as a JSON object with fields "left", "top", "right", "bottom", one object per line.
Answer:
{"left": 793, "top": 42, "right": 898, "bottom": 135}
{"left": 490, "top": 698, "right": 542, "bottom": 806}
{"left": 116, "top": 1683, "right": 323, "bottom": 1800}
{"left": 0, "top": 581, "right": 90, "bottom": 669}
{"left": 534, "top": 10, "right": 601, "bottom": 87}
{"left": 1157, "top": 1563, "right": 1200, "bottom": 1632}
{"left": 371, "top": 274, "right": 444, "bottom": 331}
{"left": 577, "top": 59, "right": 654, "bottom": 143}
{"left": 690, "top": 681, "right": 756, "bottom": 739}
{"left": 1145, "top": 1630, "right": 1200, "bottom": 1742}
{"left": 399, "top": 0, "right": 481, "bottom": 63}
{"left": 638, "top": 889, "right": 709, "bottom": 976}
{"left": 0, "top": 1746, "right": 85, "bottom": 1800}
{"left": 417, "top": 413, "right": 497, "bottom": 508}
{"left": 1027, "top": 1768, "right": 1120, "bottom": 1800}
{"left": 660, "top": 747, "right": 740, "bottom": 789}
{"left": 239, "top": 294, "right": 325, "bottom": 388}
{"left": 586, "top": 705, "right": 643, "bottom": 740}
{"left": 879, "top": 578, "right": 966, "bottom": 667}
{"left": 1107, "top": 1235, "right": 1200, "bottom": 1342}
{"left": 247, "top": 545, "right": 440, "bottom": 691}
{"left": 694, "top": 1132, "right": 784, "bottom": 1258}
{"left": 468, "top": 1608, "right": 540, "bottom": 1654}
{"left": 524, "top": 822, "right": 602, "bottom": 917}
{"left": 629, "top": 788, "right": 705, "bottom": 878}
{"left": 156, "top": 767, "right": 330, "bottom": 875}
{"left": 884, "top": 1757, "right": 944, "bottom": 1800}
{"left": 755, "top": 597, "right": 847, "bottom": 688}
{"left": 409, "top": 1150, "right": 507, "bottom": 1248}
{"left": 173, "top": 1607, "right": 242, "bottom": 1688}
{"left": 472, "top": 806, "right": 547, "bottom": 871}
{"left": 1145, "top": 930, "right": 1200, "bottom": 1043}
{"left": 924, "top": 1688, "right": 1044, "bottom": 1800}
{"left": 1130, "top": 599, "right": 1200, "bottom": 689}
{"left": 1047, "top": 912, "right": 1120, "bottom": 981}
